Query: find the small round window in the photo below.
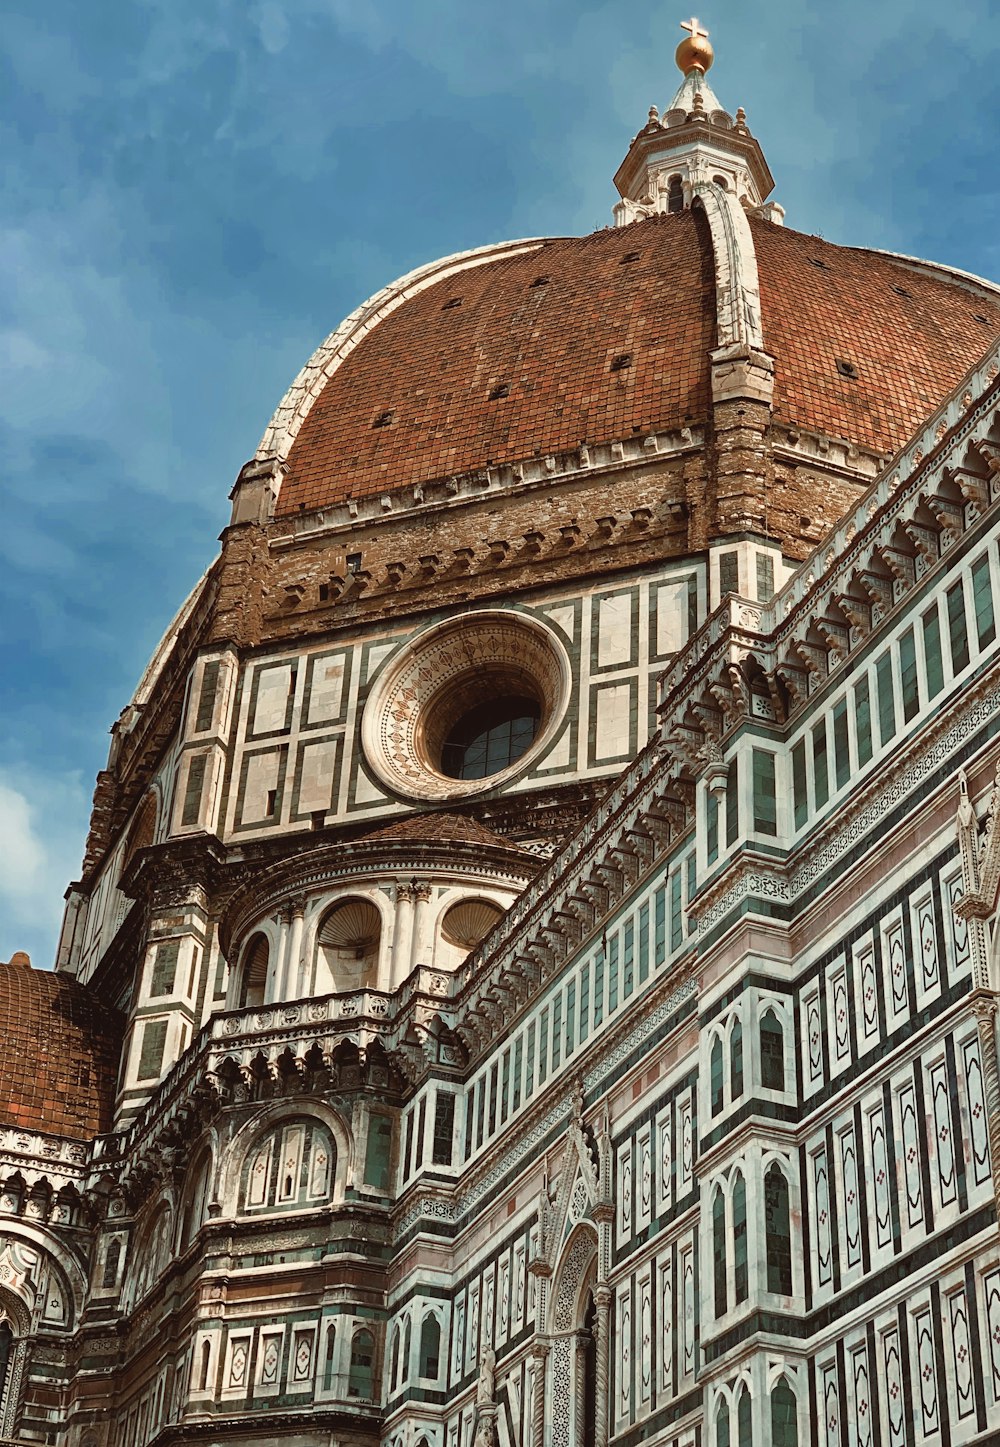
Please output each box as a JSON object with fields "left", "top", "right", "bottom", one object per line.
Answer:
{"left": 361, "top": 611, "right": 570, "bottom": 802}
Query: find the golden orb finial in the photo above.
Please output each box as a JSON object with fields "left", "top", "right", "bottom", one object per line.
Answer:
{"left": 676, "top": 16, "right": 714, "bottom": 75}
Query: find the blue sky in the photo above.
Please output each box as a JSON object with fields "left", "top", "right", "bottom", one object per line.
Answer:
{"left": 2, "top": 0, "right": 998, "bottom": 967}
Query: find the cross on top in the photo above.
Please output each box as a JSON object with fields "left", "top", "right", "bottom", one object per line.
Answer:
{"left": 680, "top": 17, "right": 709, "bottom": 41}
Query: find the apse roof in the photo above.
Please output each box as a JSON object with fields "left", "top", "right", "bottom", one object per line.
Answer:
{"left": 361, "top": 811, "right": 532, "bottom": 852}
{"left": 0, "top": 955, "right": 122, "bottom": 1140}
{"left": 271, "top": 212, "right": 1000, "bottom": 518}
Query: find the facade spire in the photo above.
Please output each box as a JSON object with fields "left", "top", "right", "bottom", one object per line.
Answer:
{"left": 613, "top": 18, "right": 783, "bottom": 226}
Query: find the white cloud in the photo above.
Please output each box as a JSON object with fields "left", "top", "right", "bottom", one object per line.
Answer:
{"left": 0, "top": 768, "right": 90, "bottom": 969}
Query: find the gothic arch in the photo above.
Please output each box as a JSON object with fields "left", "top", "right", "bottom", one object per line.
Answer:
{"left": 122, "top": 1195, "right": 174, "bottom": 1312}
{"left": 0, "top": 1224, "right": 86, "bottom": 1331}
{"left": 215, "top": 1099, "right": 353, "bottom": 1217}
{"left": 551, "top": 1223, "right": 598, "bottom": 1334}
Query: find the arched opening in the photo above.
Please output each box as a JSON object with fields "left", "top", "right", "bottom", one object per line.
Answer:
{"left": 667, "top": 175, "right": 684, "bottom": 213}
{"left": 760, "top": 1009, "right": 785, "bottom": 1090}
{"left": 730, "top": 1019, "right": 744, "bottom": 1100}
{"left": 348, "top": 1328, "right": 375, "bottom": 1400}
{"left": 401, "top": 1318, "right": 411, "bottom": 1385}
{"left": 196, "top": 1339, "right": 211, "bottom": 1393}
{"left": 318, "top": 898, "right": 381, "bottom": 991}
{"left": 716, "top": 1398, "right": 730, "bottom": 1447}
{"left": 389, "top": 1324, "right": 401, "bottom": 1392}
{"left": 737, "top": 1384, "right": 753, "bottom": 1446}
{"left": 240, "top": 1118, "right": 337, "bottom": 1213}
{"left": 710, "top": 1036, "right": 724, "bottom": 1116}
{"left": 733, "top": 1172, "right": 748, "bottom": 1304}
{"left": 771, "top": 1377, "right": 798, "bottom": 1446}
{"left": 101, "top": 1238, "right": 121, "bottom": 1290}
{"left": 322, "top": 1323, "right": 336, "bottom": 1392}
{"left": 418, "top": 1314, "right": 441, "bottom": 1379}
{"left": 765, "top": 1164, "right": 793, "bottom": 1295}
{"left": 239, "top": 934, "right": 269, "bottom": 1007}
{"left": 440, "top": 898, "right": 505, "bottom": 952}
{"left": 712, "top": 1187, "right": 727, "bottom": 1316}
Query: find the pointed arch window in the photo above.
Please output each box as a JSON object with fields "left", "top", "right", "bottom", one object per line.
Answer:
{"left": 771, "top": 1377, "right": 798, "bottom": 1446}
{"left": 737, "top": 1385, "right": 753, "bottom": 1446}
{"left": 401, "top": 1318, "right": 411, "bottom": 1384}
{"left": 711, "top": 1037, "right": 724, "bottom": 1116}
{"left": 713, "top": 1187, "right": 727, "bottom": 1317}
{"left": 733, "top": 1172, "right": 748, "bottom": 1303}
{"left": 765, "top": 1164, "right": 793, "bottom": 1295}
{"left": 716, "top": 1399, "right": 731, "bottom": 1447}
{"left": 419, "top": 1314, "right": 441, "bottom": 1379}
{"left": 760, "top": 1009, "right": 785, "bottom": 1091}
{"left": 348, "top": 1328, "right": 375, "bottom": 1400}
{"left": 730, "top": 1019, "right": 744, "bottom": 1100}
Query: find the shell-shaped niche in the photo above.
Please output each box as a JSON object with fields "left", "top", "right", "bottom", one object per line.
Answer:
{"left": 318, "top": 898, "right": 382, "bottom": 991}
{"left": 441, "top": 898, "right": 505, "bottom": 952}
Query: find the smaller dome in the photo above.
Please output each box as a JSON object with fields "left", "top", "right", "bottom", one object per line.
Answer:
{"left": 0, "top": 958, "right": 122, "bottom": 1140}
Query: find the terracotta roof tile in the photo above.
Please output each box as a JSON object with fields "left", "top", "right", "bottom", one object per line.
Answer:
{"left": 752, "top": 219, "right": 1000, "bottom": 455}
{"left": 277, "top": 212, "right": 715, "bottom": 515}
{"left": 361, "top": 812, "right": 531, "bottom": 851}
{"left": 274, "top": 213, "right": 1000, "bottom": 520}
{"left": 0, "top": 957, "right": 122, "bottom": 1141}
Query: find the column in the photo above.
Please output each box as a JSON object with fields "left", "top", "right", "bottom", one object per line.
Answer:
{"left": 594, "top": 1285, "right": 611, "bottom": 1447}
{"left": 391, "top": 883, "right": 415, "bottom": 984}
{"left": 410, "top": 882, "right": 434, "bottom": 970}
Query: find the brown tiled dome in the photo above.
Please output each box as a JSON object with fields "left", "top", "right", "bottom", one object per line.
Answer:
{"left": 274, "top": 212, "right": 1000, "bottom": 518}
{"left": 0, "top": 956, "right": 122, "bottom": 1140}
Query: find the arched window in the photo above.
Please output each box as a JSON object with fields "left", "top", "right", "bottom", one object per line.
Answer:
{"left": 418, "top": 1314, "right": 440, "bottom": 1379}
{"left": 737, "top": 1385, "right": 752, "bottom": 1446}
{"left": 730, "top": 1020, "right": 744, "bottom": 1100}
{"left": 101, "top": 1238, "right": 121, "bottom": 1290}
{"left": 240, "top": 1118, "right": 336, "bottom": 1213}
{"left": 239, "top": 934, "right": 269, "bottom": 1007}
{"left": 348, "top": 1328, "right": 375, "bottom": 1400}
{"left": 667, "top": 175, "right": 684, "bottom": 214}
{"left": 322, "top": 1323, "right": 336, "bottom": 1392}
{"left": 318, "top": 899, "right": 381, "bottom": 991}
{"left": 760, "top": 1009, "right": 784, "bottom": 1090}
{"left": 712, "top": 174, "right": 729, "bottom": 190}
{"left": 716, "top": 1399, "right": 730, "bottom": 1447}
{"left": 196, "top": 1339, "right": 211, "bottom": 1393}
{"left": 771, "top": 1377, "right": 798, "bottom": 1446}
{"left": 765, "top": 1165, "right": 793, "bottom": 1295}
{"left": 401, "top": 1317, "right": 411, "bottom": 1383}
{"left": 733, "top": 1172, "right": 748, "bottom": 1303}
{"left": 710, "top": 1037, "right": 724, "bottom": 1116}
{"left": 713, "top": 1187, "right": 727, "bottom": 1317}
{"left": 389, "top": 1325, "right": 401, "bottom": 1392}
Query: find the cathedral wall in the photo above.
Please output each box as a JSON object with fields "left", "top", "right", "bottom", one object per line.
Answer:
{"left": 171, "top": 561, "right": 706, "bottom": 846}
